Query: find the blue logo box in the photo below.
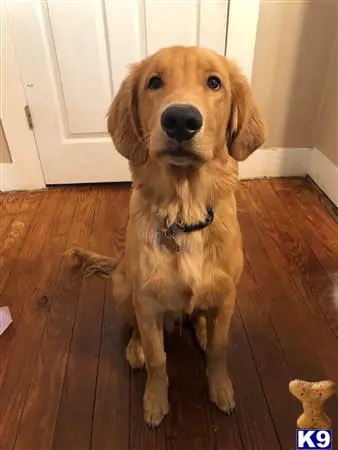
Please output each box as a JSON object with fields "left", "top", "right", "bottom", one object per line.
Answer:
{"left": 296, "top": 429, "right": 332, "bottom": 449}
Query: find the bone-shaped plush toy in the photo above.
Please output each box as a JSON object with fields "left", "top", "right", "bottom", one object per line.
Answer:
{"left": 289, "top": 379, "right": 336, "bottom": 429}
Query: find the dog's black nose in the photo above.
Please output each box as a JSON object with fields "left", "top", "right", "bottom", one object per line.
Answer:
{"left": 161, "top": 104, "right": 203, "bottom": 142}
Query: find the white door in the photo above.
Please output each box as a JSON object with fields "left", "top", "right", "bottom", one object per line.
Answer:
{"left": 0, "top": 7, "right": 45, "bottom": 191}
{"left": 6, "top": 0, "right": 228, "bottom": 185}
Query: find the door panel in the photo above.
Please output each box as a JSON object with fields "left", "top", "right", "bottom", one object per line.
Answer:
{"left": 0, "top": 8, "right": 45, "bottom": 191}
{"left": 47, "top": 1, "right": 113, "bottom": 134}
{"left": 199, "top": 0, "right": 229, "bottom": 55}
{"left": 145, "top": 1, "right": 198, "bottom": 54}
{"left": 105, "top": 1, "right": 147, "bottom": 91}
{"left": 6, "top": 0, "right": 229, "bottom": 184}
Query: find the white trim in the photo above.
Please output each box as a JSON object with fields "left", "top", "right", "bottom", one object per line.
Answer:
{"left": 308, "top": 148, "right": 338, "bottom": 207}
{"left": 239, "top": 147, "right": 338, "bottom": 208}
{"left": 226, "top": 0, "right": 261, "bottom": 82}
{"left": 0, "top": 5, "right": 45, "bottom": 191}
{"left": 239, "top": 148, "right": 312, "bottom": 180}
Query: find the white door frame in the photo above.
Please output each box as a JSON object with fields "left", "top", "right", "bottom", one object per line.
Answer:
{"left": 3, "top": 0, "right": 261, "bottom": 191}
{"left": 0, "top": 4, "right": 45, "bottom": 191}
{"left": 226, "top": 0, "right": 261, "bottom": 82}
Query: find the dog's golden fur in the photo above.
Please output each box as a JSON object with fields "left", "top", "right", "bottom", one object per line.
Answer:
{"left": 69, "top": 46, "right": 265, "bottom": 427}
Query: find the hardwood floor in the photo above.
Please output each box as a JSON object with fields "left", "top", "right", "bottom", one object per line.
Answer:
{"left": 0, "top": 179, "right": 337, "bottom": 450}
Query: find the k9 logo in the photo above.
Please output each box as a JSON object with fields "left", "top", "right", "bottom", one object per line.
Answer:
{"left": 296, "top": 429, "right": 332, "bottom": 449}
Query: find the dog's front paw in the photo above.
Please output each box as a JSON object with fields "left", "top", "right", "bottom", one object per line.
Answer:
{"left": 143, "top": 381, "right": 169, "bottom": 427}
{"left": 208, "top": 372, "right": 235, "bottom": 415}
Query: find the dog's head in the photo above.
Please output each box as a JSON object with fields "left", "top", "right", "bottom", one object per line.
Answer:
{"left": 107, "top": 46, "right": 266, "bottom": 167}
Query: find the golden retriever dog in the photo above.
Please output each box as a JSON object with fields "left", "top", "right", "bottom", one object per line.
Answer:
{"left": 70, "top": 46, "right": 265, "bottom": 427}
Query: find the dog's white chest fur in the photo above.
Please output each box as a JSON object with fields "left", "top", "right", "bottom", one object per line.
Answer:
{"left": 139, "top": 227, "right": 207, "bottom": 313}
{"left": 131, "top": 182, "right": 221, "bottom": 312}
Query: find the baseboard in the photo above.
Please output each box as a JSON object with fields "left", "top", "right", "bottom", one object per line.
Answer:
{"left": 2, "top": 147, "right": 336, "bottom": 205}
{"left": 308, "top": 148, "right": 338, "bottom": 207}
{"left": 239, "top": 148, "right": 311, "bottom": 180}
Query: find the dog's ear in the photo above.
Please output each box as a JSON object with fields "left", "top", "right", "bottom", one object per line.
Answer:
{"left": 107, "top": 63, "right": 148, "bottom": 165}
{"left": 227, "top": 63, "right": 266, "bottom": 161}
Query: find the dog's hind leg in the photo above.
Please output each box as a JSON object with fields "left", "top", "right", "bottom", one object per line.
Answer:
{"left": 126, "top": 327, "right": 145, "bottom": 369}
{"left": 193, "top": 313, "right": 208, "bottom": 352}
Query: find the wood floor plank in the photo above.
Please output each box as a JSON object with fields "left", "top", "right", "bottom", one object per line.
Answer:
{"left": 91, "top": 288, "right": 130, "bottom": 450}
{"left": 250, "top": 182, "right": 338, "bottom": 383}
{"left": 0, "top": 194, "right": 25, "bottom": 278}
{"left": 272, "top": 179, "right": 338, "bottom": 282}
{"left": 0, "top": 189, "right": 62, "bottom": 386}
{"left": 239, "top": 182, "right": 338, "bottom": 432}
{"left": 0, "top": 192, "right": 20, "bottom": 238}
{"left": 52, "top": 278, "right": 105, "bottom": 450}
{"left": 0, "top": 191, "right": 25, "bottom": 217}
{"left": 167, "top": 435, "right": 206, "bottom": 450}
{"left": 165, "top": 325, "right": 213, "bottom": 449}
{"left": 1, "top": 180, "right": 337, "bottom": 450}
{"left": 53, "top": 188, "right": 104, "bottom": 446}
{"left": 0, "top": 188, "right": 75, "bottom": 450}
{"left": 255, "top": 181, "right": 338, "bottom": 339}
{"left": 0, "top": 191, "right": 8, "bottom": 205}
{"left": 12, "top": 188, "right": 97, "bottom": 450}
{"left": 236, "top": 228, "right": 295, "bottom": 447}
{"left": 0, "top": 190, "right": 60, "bottom": 322}
{"left": 165, "top": 309, "right": 277, "bottom": 450}
{"left": 167, "top": 323, "right": 245, "bottom": 450}
{"left": 224, "top": 307, "right": 280, "bottom": 450}
{"left": 302, "top": 179, "right": 338, "bottom": 229}
{"left": 91, "top": 187, "right": 131, "bottom": 450}
{"left": 239, "top": 183, "right": 327, "bottom": 378}
{"left": 50, "top": 188, "right": 112, "bottom": 450}
{"left": 0, "top": 191, "right": 41, "bottom": 251}
{"left": 0, "top": 192, "right": 44, "bottom": 295}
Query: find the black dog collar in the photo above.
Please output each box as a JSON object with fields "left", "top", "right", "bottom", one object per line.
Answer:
{"left": 165, "top": 208, "right": 214, "bottom": 237}
{"left": 157, "top": 208, "right": 214, "bottom": 253}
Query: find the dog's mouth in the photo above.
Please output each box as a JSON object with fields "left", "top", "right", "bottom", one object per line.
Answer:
{"left": 159, "top": 144, "right": 205, "bottom": 166}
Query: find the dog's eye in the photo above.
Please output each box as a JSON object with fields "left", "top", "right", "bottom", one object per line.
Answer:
{"left": 207, "top": 76, "right": 222, "bottom": 90}
{"left": 147, "top": 76, "right": 163, "bottom": 90}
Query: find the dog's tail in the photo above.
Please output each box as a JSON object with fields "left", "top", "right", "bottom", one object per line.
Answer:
{"left": 65, "top": 248, "right": 118, "bottom": 278}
